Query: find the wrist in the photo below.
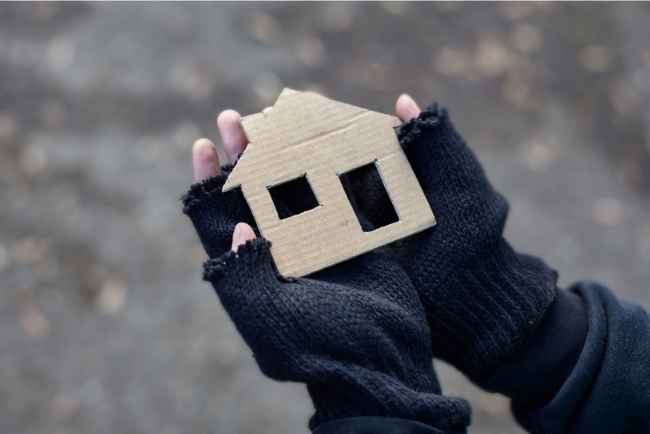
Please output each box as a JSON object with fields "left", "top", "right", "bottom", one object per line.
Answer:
{"left": 479, "top": 289, "right": 587, "bottom": 408}
{"left": 427, "top": 239, "right": 558, "bottom": 380}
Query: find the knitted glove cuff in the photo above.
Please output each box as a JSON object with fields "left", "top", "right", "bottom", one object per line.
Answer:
{"left": 398, "top": 103, "right": 449, "bottom": 147}
{"left": 429, "top": 239, "right": 558, "bottom": 380}
{"left": 181, "top": 164, "right": 234, "bottom": 214}
{"left": 203, "top": 238, "right": 276, "bottom": 282}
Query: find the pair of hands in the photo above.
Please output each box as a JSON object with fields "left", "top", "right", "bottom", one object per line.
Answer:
{"left": 183, "top": 94, "right": 556, "bottom": 431}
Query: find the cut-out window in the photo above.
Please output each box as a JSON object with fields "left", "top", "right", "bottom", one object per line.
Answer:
{"left": 268, "top": 175, "right": 319, "bottom": 219}
{"left": 339, "top": 162, "right": 399, "bottom": 232}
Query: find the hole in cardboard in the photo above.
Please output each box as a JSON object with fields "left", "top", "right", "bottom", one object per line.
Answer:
{"left": 339, "top": 162, "right": 399, "bottom": 232}
{"left": 268, "top": 175, "right": 319, "bottom": 219}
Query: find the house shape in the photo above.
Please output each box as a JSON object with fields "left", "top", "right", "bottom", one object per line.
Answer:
{"left": 223, "top": 88, "right": 435, "bottom": 277}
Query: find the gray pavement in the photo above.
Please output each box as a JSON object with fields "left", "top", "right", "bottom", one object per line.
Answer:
{"left": 1, "top": 3, "right": 649, "bottom": 434}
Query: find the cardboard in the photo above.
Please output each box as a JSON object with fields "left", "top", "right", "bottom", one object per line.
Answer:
{"left": 223, "top": 88, "right": 435, "bottom": 277}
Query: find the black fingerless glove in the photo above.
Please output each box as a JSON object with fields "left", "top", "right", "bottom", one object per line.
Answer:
{"left": 182, "top": 173, "right": 470, "bottom": 432}
{"left": 396, "top": 105, "right": 558, "bottom": 381}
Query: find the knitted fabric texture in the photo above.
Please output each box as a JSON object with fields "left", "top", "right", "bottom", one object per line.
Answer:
{"left": 392, "top": 105, "right": 557, "bottom": 380}
{"left": 182, "top": 171, "right": 470, "bottom": 432}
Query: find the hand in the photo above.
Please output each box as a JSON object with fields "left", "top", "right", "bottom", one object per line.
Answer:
{"left": 182, "top": 110, "right": 470, "bottom": 431}
{"left": 350, "top": 95, "right": 558, "bottom": 381}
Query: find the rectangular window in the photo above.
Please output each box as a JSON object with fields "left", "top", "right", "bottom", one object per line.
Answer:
{"left": 268, "top": 175, "right": 319, "bottom": 219}
{"left": 339, "top": 162, "right": 399, "bottom": 232}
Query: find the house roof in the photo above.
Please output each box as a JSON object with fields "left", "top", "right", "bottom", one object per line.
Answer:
{"left": 222, "top": 88, "right": 398, "bottom": 192}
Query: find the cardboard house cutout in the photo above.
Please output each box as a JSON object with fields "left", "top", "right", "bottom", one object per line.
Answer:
{"left": 223, "top": 88, "right": 435, "bottom": 277}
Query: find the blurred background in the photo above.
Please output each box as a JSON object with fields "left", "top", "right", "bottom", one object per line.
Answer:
{"left": 1, "top": 3, "right": 650, "bottom": 434}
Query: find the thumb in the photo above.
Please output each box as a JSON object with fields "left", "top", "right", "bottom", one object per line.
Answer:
{"left": 231, "top": 222, "right": 257, "bottom": 252}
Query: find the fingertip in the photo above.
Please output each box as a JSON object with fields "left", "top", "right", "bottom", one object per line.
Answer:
{"left": 396, "top": 93, "right": 421, "bottom": 122}
{"left": 193, "top": 138, "right": 216, "bottom": 160}
{"left": 192, "top": 138, "right": 220, "bottom": 182}
{"left": 217, "top": 109, "right": 248, "bottom": 162}
{"left": 217, "top": 109, "right": 241, "bottom": 129}
{"left": 231, "top": 222, "right": 256, "bottom": 252}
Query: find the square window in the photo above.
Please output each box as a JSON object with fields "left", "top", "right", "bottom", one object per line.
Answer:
{"left": 339, "top": 162, "right": 399, "bottom": 232}
{"left": 268, "top": 175, "right": 319, "bottom": 219}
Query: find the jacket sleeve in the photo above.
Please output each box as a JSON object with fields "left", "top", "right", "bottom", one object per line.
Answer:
{"left": 513, "top": 281, "right": 650, "bottom": 434}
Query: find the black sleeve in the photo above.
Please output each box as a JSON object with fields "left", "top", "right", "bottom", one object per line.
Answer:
{"left": 483, "top": 281, "right": 650, "bottom": 434}
{"left": 521, "top": 282, "right": 650, "bottom": 433}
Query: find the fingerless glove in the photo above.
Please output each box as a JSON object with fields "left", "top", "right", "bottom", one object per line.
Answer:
{"left": 397, "top": 106, "right": 558, "bottom": 380}
{"left": 182, "top": 171, "right": 470, "bottom": 432}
